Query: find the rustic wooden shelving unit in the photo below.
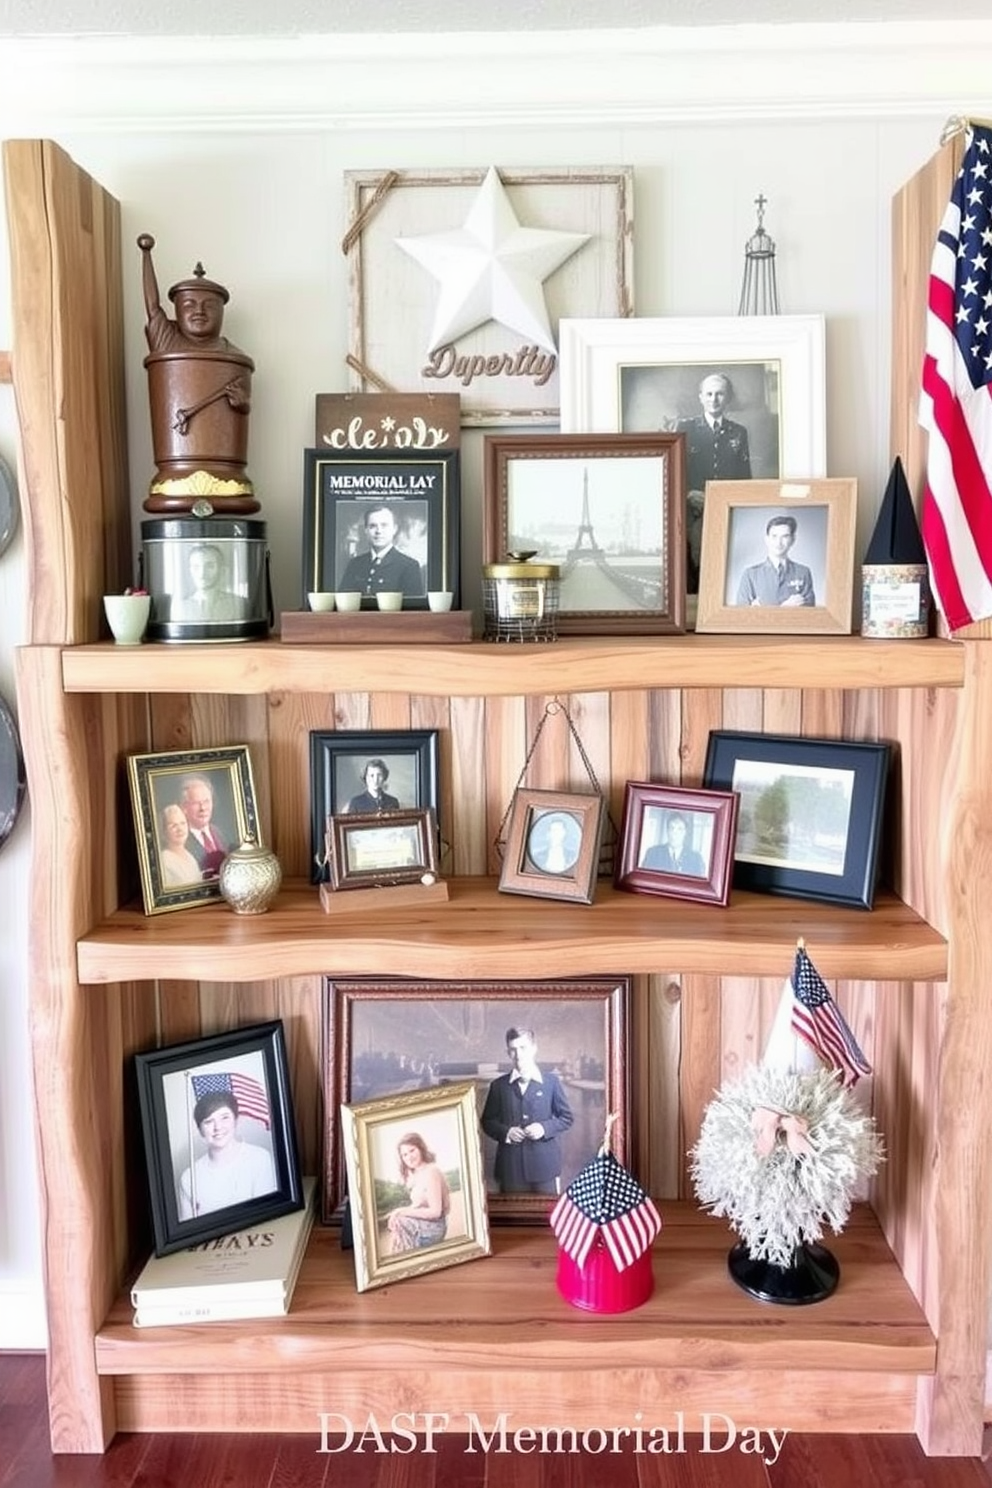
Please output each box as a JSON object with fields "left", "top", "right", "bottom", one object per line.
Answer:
{"left": 7, "top": 136, "right": 991, "bottom": 1457}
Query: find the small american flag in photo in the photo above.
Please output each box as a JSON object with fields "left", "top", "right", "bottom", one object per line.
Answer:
{"left": 191, "top": 1070, "right": 270, "bottom": 1128}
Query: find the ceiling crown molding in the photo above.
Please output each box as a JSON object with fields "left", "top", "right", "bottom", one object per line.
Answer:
{"left": 0, "top": 23, "right": 990, "bottom": 133}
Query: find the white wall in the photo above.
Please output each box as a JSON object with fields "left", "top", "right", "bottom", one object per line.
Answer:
{"left": 0, "top": 24, "right": 981, "bottom": 1348}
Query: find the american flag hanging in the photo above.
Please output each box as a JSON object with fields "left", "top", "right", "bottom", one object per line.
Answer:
{"left": 920, "top": 122, "right": 992, "bottom": 631}
{"left": 550, "top": 1150, "right": 662, "bottom": 1272}
{"left": 789, "top": 944, "right": 871, "bottom": 1088}
{"left": 191, "top": 1070, "right": 271, "bottom": 1128}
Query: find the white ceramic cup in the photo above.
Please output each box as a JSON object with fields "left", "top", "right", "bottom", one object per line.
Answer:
{"left": 103, "top": 593, "right": 151, "bottom": 645}
{"left": 376, "top": 591, "right": 404, "bottom": 612}
{"left": 334, "top": 591, "right": 362, "bottom": 612}
{"left": 307, "top": 592, "right": 336, "bottom": 612}
{"left": 427, "top": 591, "right": 455, "bottom": 612}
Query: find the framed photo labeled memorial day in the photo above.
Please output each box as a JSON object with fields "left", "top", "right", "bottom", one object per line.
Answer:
{"left": 483, "top": 432, "right": 685, "bottom": 634}
{"left": 703, "top": 730, "right": 891, "bottom": 909}
{"left": 323, "top": 976, "right": 631, "bottom": 1223}
{"left": 302, "top": 448, "right": 460, "bottom": 609}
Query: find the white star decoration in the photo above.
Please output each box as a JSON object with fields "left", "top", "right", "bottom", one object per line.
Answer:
{"left": 395, "top": 166, "right": 589, "bottom": 355}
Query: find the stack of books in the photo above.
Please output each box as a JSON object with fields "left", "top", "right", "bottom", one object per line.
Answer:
{"left": 130, "top": 1177, "right": 315, "bottom": 1327}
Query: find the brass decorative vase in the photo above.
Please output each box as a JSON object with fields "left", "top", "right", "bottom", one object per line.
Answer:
{"left": 218, "top": 835, "right": 282, "bottom": 915}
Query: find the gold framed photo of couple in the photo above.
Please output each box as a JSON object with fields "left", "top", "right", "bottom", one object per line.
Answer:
{"left": 134, "top": 1019, "right": 304, "bottom": 1256}
{"left": 340, "top": 1081, "right": 491, "bottom": 1293}
{"left": 615, "top": 782, "right": 740, "bottom": 907}
{"left": 482, "top": 431, "right": 685, "bottom": 635}
{"left": 325, "top": 806, "right": 439, "bottom": 892}
{"left": 324, "top": 976, "right": 631, "bottom": 1224}
{"left": 498, "top": 787, "right": 606, "bottom": 904}
{"left": 126, "top": 743, "right": 260, "bottom": 915}
{"left": 308, "top": 728, "right": 440, "bottom": 884}
{"left": 694, "top": 478, "right": 858, "bottom": 635}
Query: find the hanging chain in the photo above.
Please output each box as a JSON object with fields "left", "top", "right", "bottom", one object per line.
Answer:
{"left": 493, "top": 697, "right": 620, "bottom": 872}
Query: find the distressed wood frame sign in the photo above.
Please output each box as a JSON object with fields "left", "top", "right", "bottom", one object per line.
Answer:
{"left": 323, "top": 976, "right": 631, "bottom": 1223}
{"left": 344, "top": 167, "right": 634, "bottom": 424}
{"left": 695, "top": 478, "right": 857, "bottom": 634}
{"left": 484, "top": 431, "right": 685, "bottom": 634}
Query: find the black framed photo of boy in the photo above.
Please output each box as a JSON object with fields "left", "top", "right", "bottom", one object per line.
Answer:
{"left": 302, "top": 447, "right": 460, "bottom": 610}
{"left": 134, "top": 1021, "right": 303, "bottom": 1256}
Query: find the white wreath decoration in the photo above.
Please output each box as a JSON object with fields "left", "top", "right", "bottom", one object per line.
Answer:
{"left": 689, "top": 1064, "right": 884, "bottom": 1269}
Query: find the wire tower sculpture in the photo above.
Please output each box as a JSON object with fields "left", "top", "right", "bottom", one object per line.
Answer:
{"left": 738, "top": 193, "right": 780, "bottom": 316}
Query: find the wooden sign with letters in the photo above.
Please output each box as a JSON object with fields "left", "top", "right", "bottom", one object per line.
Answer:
{"left": 315, "top": 392, "right": 461, "bottom": 451}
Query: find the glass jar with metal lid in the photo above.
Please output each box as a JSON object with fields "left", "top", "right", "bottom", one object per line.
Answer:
{"left": 482, "top": 551, "right": 560, "bottom": 643}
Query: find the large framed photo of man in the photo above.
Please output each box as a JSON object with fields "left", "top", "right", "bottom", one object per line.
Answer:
{"left": 695, "top": 479, "right": 857, "bottom": 635}
{"left": 302, "top": 447, "right": 460, "bottom": 610}
{"left": 558, "top": 315, "right": 826, "bottom": 610}
{"left": 483, "top": 432, "right": 685, "bottom": 634}
{"left": 323, "top": 976, "right": 631, "bottom": 1223}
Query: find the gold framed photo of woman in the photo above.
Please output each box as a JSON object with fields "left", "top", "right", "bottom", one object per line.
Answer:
{"left": 126, "top": 743, "right": 260, "bottom": 915}
{"left": 134, "top": 1020, "right": 304, "bottom": 1256}
{"left": 340, "top": 1082, "right": 490, "bottom": 1293}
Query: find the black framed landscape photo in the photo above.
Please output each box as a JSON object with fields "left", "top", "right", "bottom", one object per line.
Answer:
{"left": 309, "top": 728, "right": 440, "bottom": 883}
{"left": 127, "top": 744, "right": 259, "bottom": 915}
{"left": 302, "top": 446, "right": 460, "bottom": 610}
{"left": 615, "top": 782, "right": 739, "bottom": 907}
{"left": 483, "top": 432, "right": 685, "bottom": 634}
{"left": 323, "top": 976, "right": 630, "bottom": 1223}
{"left": 133, "top": 1021, "right": 303, "bottom": 1257}
{"left": 703, "top": 730, "right": 891, "bottom": 909}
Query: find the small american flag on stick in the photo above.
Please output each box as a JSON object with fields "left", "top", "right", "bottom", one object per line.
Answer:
{"left": 191, "top": 1070, "right": 271, "bottom": 1128}
{"left": 790, "top": 942, "right": 871, "bottom": 1088}
{"left": 551, "top": 1145, "right": 662, "bottom": 1272}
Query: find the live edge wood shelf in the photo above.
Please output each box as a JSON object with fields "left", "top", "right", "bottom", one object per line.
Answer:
{"left": 9, "top": 137, "right": 992, "bottom": 1461}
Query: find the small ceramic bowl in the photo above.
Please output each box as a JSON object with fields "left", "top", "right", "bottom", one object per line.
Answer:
{"left": 376, "top": 591, "right": 404, "bottom": 612}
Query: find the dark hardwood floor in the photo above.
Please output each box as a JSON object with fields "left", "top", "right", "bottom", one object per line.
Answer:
{"left": 3, "top": 1353, "right": 992, "bottom": 1487}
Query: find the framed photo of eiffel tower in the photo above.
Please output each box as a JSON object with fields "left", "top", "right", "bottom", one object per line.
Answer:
{"left": 483, "top": 432, "right": 685, "bottom": 634}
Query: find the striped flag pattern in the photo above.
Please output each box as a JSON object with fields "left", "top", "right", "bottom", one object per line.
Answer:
{"left": 789, "top": 945, "right": 871, "bottom": 1088}
{"left": 919, "top": 122, "right": 992, "bottom": 631}
{"left": 191, "top": 1070, "right": 271, "bottom": 1128}
{"left": 550, "top": 1150, "right": 662, "bottom": 1271}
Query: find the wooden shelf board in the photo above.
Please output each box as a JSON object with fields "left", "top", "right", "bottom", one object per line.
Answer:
{"left": 96, "top": 1206, "right": 934, "bottom": 1381}
{"left": 76, "top": 879, "right": 947, "bottom": 985}
{"left": 61, "top": 634, "right": 965, "bottom": 699}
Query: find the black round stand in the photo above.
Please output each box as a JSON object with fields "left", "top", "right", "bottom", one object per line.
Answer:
{"left": 727, "top": 1240, "right": 840, "bottom": 1305}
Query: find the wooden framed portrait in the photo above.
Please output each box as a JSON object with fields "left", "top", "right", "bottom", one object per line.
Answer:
{"left": 323, "top": 976, "right": 631, "bottom": 1223}
{"left": 344, "top": 166, "right": 634, "bottom": 425}
{"left": 558, "top": 314, "right": 826, "bottom": 607}
{"left": 340, "top": 1082, "right": 491, "bottom": 1293}
{"left": 301, "top": 447, "right": 460, "bottom": 610}
{"left": 615, "top": 782, "right": 739, "bottom": 907}
{"left": 483, "top": 432, "right": 685, "bottom": 634}
{"left": 326, "top": 807, "right": 438, "bottom": 891}
{"left": 498, "top": 787, "right": 606, "bottom": 904}
{"left": 695, "top": 478, "right": 857, "bottom": 634}
{"left": 126, "top": 744, "right": 259, "bottom": 915}
{"left": 309, "top": 729, "right": 440, "bottom": 884}
{"left": 703, "top": 730, "right": 892, "bottom": 909}
{"left": 133, "top": 1020, "right": 303, "bottom": 1257}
